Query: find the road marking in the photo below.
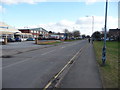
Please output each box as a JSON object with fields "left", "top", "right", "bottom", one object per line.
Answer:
{"left": 2, "top": 49, "right": 56, "bottom": 69}
{"left": 61, "top": 46, "right": 65, "bottom": 49}
{"left": 2, "top": 51, "right": 52, "bottom": 69}
{"left": 2, "top": 40, "right": 86, "bottom": 70}
{"left": 43, "top": 44, "right": 89, "bottom": 89}
{"left": 2, "top": 42, "right": 77, "bottom": 69}
{"left": 41, "top": 50, "right": 56, "bottom": 55}
{"left": 2, "top": 58, "right": 31, "bottom": 69}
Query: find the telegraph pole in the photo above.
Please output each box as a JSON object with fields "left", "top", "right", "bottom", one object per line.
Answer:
{"left": 102, "top": 0, "right": 108, "bottom": 65}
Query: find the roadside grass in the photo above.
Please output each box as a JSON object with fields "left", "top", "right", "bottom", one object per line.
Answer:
{"left": 93, "top": 41, "right": 119, "bottom": 88}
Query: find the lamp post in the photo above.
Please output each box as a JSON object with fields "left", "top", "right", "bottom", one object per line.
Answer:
{"left": 86, "top": 16, "right": 94, "bottom": 43}
{"left": 91, "top": 16, "right": 94, "bottom": 44}
{"left": 102, "top": 0, "right": 108, "bottom": 65}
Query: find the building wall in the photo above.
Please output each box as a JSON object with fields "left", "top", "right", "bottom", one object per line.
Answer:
{"left": 19, "top": 28, "right": 49, "bottom": 38}
{"left": 19, "top": 29, "right": 31, "bottom": 33}
{"left": 109, "top": 29, "right": 120, "bottom": 40}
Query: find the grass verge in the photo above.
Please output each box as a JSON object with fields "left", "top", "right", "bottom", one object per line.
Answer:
{"left": 93, "top": 41, "right": 119, "bottom": 88}
{"left": 37, "top": 41, "right": 62, "bottom": 45}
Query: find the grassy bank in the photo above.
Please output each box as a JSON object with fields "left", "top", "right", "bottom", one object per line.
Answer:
{"left": 37, "top": 41, "right": 62, "bottom": 45}
{"left": 93, "top": 41, "right": 119, "bottom": 88}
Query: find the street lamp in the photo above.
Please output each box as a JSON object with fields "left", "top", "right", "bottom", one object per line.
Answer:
{"left": 92, "top": 16, "right": 94, "bottom": 44}
{"left": 102, "top": 0, "right": 108, "bottom": 65}
{"left": 86, "top": 16, "right": 94, "bottom": 43}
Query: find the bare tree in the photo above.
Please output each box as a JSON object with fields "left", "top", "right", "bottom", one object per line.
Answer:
{"left": 63, "top": 29, "right": 69, "bottom": 40}
{"left": 64, "top": 29, "right": 69, "bottom": 33}
{"left": 73, "top": 30, "right": 80, "bottom": 38}
{"left": 68, "top": 32, "right": 73, "bottom": 39}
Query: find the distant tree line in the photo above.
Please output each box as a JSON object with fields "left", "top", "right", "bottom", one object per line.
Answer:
{"left": 92, "top": 30, "right": 120, "bottom": 41}
{"left": 63, "top": 29, "right": 80, "bottom": 40}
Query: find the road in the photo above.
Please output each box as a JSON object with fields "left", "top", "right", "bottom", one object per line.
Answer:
{"left": 2, "top": 40, "right": 102, "bottom": 88}
{"left": 1, "top": 41, "right": 54, "bottom": 57}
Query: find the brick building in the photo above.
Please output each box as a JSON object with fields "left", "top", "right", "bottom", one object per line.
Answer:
{"left": 109, "top": 28, "right": 120, "bottom": 40}
{"left": 19, "top": 28, "right": 49, "bottom": 38}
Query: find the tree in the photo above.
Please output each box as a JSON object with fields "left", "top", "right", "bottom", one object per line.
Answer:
{"left": 48, "top": 31, "right": 52, "bottom": 33}
{"left": 92, "top": 31, "right": 101, "bottom": 40}
{"left": 86, "top": 35, "right": 90, "bottom": 38}
{"left": 68, "top": 32, "right": 73, "bottom": 39}
{"left": 63, "top": 29, "right": 69, "bottom": 40}
{"left": 57, "top": 32, "right": 60, "bottom": 35}
{"left": 73, "top": 30, "right": 80, "bottom": 38}
{"left": 82, "top": 34, "right": 86, "bottom": 39}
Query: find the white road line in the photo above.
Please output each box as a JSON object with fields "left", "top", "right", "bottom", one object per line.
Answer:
{"left": 2, "top": 48, "right": 60, "bottom": 69}
{"left": 61, "top": 46, "right": 66, "bottom": 49}
{"left": 2, "top": 58, "right": 31, "bottom": 69}
{"left": 60, "top": 42, "right": 79, "bottom": 49}
{"left": 43, "top": 44, "right": 89, "bottom": 89}
{"left": 41, "top": 50, "right": 56, "bottom": 55}
{"left": 2, "top": 41, "right": 82, "bottom": 69}
{"left": 2, "top": 50, "right": 56, "bottom": 69}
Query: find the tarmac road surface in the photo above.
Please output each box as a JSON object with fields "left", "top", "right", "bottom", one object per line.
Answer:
{"left": 2, "top": 40, "right": 102, "bottom": 88}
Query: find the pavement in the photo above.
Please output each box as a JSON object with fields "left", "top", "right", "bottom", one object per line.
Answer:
{"left": 1, "top": 40, "right": 102, "bottom": 88}
{"left": 60, "top": 43, "right": 102, "bottom": 88}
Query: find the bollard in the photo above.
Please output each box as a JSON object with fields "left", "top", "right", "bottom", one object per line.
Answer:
{"left": 3, "top": 38, "right": 8, "bottom": 45}
{"left": 35, "top": 38, "right": 38, "bottom": 44}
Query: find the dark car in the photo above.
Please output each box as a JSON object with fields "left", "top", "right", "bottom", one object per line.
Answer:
{"left": 15, "top": 37, "right": 21, "bottom": 42}
{"left": 26, "top": 37, "right": 35, "bottom": 41}
{"left": 7, "top": 38, "right": 15, "bottom": 42}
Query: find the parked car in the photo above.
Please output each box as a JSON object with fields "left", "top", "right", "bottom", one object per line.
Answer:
{"left": 70, "top": 38, "right": 75, "bottom": 40}
{"left": 15, "top": 37, "right": 21, "bottom": 42}
{"left": 26, "top": 37, "right": 35, "bottom": 41}
{"left": 106, "top": 38, "right": 109, "bottom": 41}
{"left": 7, "top": 38, "right": 15, "bottom": 42}
{"left": 110, "top": 38, "right": 114, "bottom": 41}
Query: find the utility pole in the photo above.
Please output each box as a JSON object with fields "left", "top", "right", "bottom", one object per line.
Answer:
{"left": 92, "top": 16, "right": 94, "bottom": 44}
{"left": 102, "top": 0, "right": 108, "bottom": 65}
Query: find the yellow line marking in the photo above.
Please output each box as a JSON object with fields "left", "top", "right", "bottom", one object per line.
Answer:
{"left": 43, "top": 82, "right": 52, "bottom": 90}
{"left": 43, "top": 44, "right": 89, "bottom": 89}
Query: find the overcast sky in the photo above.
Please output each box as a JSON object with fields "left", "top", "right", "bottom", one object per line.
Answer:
{"left": 0, "top": 0, "right": 118, "bottom": 35}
